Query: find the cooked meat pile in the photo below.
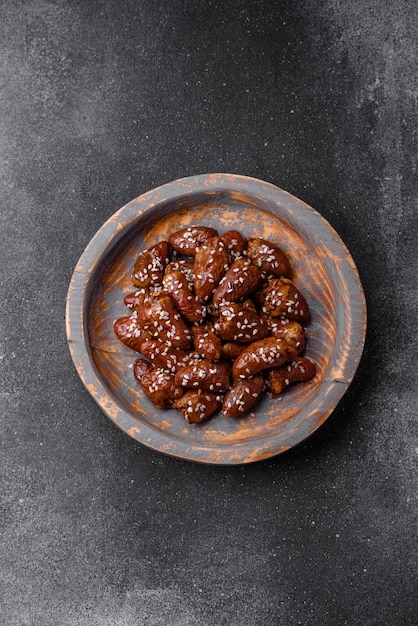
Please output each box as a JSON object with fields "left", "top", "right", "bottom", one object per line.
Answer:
{"left": 113, "top": 226, "right": 316, "bottom": 424}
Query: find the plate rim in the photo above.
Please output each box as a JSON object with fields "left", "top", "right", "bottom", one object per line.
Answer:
{"left": 65, "top": 173, "right": 367, "bottom": 464}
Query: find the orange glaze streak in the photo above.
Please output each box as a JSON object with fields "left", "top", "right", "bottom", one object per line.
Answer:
{"left": 126, "top": 426, "right": 141, "bottom": 438}
{"left": 201, "top": 407, "right": 298, "bottom": 444}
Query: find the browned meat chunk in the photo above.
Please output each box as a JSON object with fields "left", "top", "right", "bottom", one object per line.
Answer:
{"left": 222, "top": 374, "right": 264, "bottom": 418}
{"left": 267, "top": 358, "right": 316, "bottom": 394}
{"left": 132, "top": 241, "right": 171, "bottom": 288}
{"left": 232, "top": 337, "right": 298, "bottom": 379}
{"left": 212, "top": 258, "right": 262, "bottom": 306}
{"left": 168, "top": 226, "right": 218, "bottom": 256}
{"left": 246, "top": 237, "right": 291, "bottom": 277}
{"left": 215, "top": 302, "right": 269, "bottom": 343}
{"left": 175, "top": 360, "right": 230, "bottom": 392}
{"left": 174, "top": 390, "right": 221, "bottom": 424}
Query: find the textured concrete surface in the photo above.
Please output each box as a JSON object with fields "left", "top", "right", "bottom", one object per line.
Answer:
{"left": 1, "top": 1, "right": 417, "bottom": 625}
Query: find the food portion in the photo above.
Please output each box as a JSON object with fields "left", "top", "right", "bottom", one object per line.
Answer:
{"left": 114, "top": 225, "right": 316, "bottom": 424}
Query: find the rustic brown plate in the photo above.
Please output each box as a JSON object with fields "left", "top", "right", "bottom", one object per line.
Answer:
{"left": 66, "top": 174, "right": 366, "bottom": 464}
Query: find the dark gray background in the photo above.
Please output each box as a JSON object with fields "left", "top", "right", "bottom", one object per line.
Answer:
{"left": 1, "top": 1, "right": 417, "bottom": 625}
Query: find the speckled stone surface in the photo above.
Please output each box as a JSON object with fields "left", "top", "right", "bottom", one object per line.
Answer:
{"left": 1, "top": 1, "right": 417, "bottom": 625}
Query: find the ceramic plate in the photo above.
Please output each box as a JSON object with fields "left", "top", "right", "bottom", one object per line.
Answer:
{"left": 66, "top": 174, "right": 366, "bottom": 464}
